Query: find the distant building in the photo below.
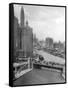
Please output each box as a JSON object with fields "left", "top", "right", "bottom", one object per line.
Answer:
{"left": 20, "top": 6, "right": 25, "bottom": 27}
{"left": 39, "top": 40, "right": 45, "bottom": 48}
{"left": 33, "top": 34, "right": 39, "bottom": 48}
{"left": 53, "top": 42, "right": 59, "bottom": 50}
{"left": 53, "top": 41, "right": 65, "bottom": 53}
{"left": 45, "top": 37, "right": 53, "bottom": 49}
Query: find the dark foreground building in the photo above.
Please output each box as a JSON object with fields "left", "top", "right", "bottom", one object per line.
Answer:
{"left": 13, "top": 6, "right": 33, "bottom": 80}
{"left": 14, "top": 6, "right": 33, "bottom": 59}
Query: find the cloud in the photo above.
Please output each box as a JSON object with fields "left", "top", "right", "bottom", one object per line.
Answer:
{"left": 14, "top": 4, "right": 65, "bottom": 42}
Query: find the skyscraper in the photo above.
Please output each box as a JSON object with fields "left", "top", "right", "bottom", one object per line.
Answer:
{"left": 45, "top": 37, "right": 53, "bottom": 49}
{"left": 19, "top": 6, "right": 33, "bottom": 57}
{"left": 20, "top": 7, "right": 25, "bottom": 27}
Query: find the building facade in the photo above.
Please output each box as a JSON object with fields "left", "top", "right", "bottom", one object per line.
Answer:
{"left": 14, "top": 6, "right": 33, "bottom": 58}
{"left": 53, "top": 41, "right": 65, "bottom": 53}
{"left": 45, "top": 37, "right": 53, "bottom": 49}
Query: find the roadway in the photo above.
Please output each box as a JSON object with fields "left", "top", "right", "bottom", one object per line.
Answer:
{"left": 14, "top": 68, "right": 65, "bottom": 86}
{"left": 13, "top": 50, "right": 65, "bottom": 86}
{"left": 35, "top": 50, "right": 65, "bottom": 64}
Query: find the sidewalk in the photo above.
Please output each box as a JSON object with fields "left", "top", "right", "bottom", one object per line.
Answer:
{"left": 14, "top": 68, "right": 65, "bottom": 86}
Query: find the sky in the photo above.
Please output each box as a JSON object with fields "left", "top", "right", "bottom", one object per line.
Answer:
{"left": 14, "top": 4, "right": 65, "bottom": 42}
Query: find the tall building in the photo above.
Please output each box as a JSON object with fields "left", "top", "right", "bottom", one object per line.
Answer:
{"left": 53, "top": 41, "right": 65, "bottom": 52}
{"left": 45, "top": 37, "right": 53, "bottom": 49}
{"left": 14, "top": 6, "right": 33, "bottom": 58}
{"left": 20, "top": 7, "right": 25, "bottom": 27}
{"left": 22, "top": 21, "right": 33, "bottom": 57}
{"left": 13, "top": 6, "right": 33, "bottom": 78}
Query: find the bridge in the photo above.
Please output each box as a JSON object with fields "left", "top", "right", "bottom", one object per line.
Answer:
{"left": 13, "top": 50, "right": 65, "bottom": 81}
{"left": 33, "top": 63, "right": 63, "bottom": 71}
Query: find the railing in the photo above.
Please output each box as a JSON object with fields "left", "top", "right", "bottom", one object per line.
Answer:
{"left": 13, "top": 57, "right": 33, "bottom": 79}
{"left": 33, "top": 63, "right": 63, "bottom": 71}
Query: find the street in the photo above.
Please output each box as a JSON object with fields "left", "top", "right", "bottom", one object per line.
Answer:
{"left": 14, "top": 68, "right": 65, "bottom": 86}
{"left": 35, "top": 50, "right": 65, "bottom": 64}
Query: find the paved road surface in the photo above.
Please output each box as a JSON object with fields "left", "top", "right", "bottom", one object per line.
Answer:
{"left": 36, "top": 50, "right": 65, "bottom": 64}
{"left": 14, "top": 68, "right": 65, "bottom": 86}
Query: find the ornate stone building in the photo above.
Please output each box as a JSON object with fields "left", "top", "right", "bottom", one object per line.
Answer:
{"left": 14, "top": 6, "right": 33, "bottom": 59}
